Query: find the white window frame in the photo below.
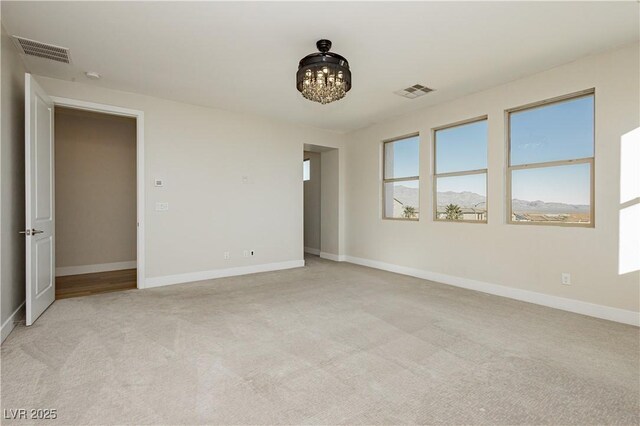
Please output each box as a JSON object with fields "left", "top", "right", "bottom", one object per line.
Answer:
{"left": 432, "top": 116, "right": 488, "bottom": 224}
{"left": 506, "top": 89, "right": 595, "bottom": 228}
{"left": 382, "top": 133, "right": 420, "bottom": 221}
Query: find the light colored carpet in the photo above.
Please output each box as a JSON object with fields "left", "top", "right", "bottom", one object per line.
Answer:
{"left": 1, "top": 256, "right": 638, "bottom": 425}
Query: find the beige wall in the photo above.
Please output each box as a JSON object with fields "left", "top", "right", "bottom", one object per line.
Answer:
{"left": 345, "top": 43, "right": 640, "bottom": 313}
{"left": 0, "top": 23, "right": 26, "bottom": 332}
{"left": 55, "top": 107, "right": 136, "bottom": 269}
{"left": 37, "top": 76, "right": 348, "bottom": 281}
{"left": 303, "top": 151, "right": 321, "bottom": 252}
{"left": 321, "top": 149, "right": 341, "bottom": 257}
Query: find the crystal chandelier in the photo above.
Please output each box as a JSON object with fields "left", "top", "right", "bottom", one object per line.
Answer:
{"left": 296, "top": 40, "right": 351, "bottom": 105}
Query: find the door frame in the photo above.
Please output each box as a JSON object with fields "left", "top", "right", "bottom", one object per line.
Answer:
{"left": 50, "top": 97, "right": 146, "bottom": 289}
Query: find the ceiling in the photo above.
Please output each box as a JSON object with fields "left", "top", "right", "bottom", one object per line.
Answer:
{"left": 2, "top": 2, "right": 638, "bottom": 133}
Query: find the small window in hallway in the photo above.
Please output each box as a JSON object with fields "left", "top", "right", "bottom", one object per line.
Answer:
{"left": 303, "top": 159, "right": 310, "bottom": 181}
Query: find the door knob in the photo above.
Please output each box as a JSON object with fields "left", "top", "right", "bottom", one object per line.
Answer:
{"left": 19, "top": 229, "right": 44, "bottom": 236}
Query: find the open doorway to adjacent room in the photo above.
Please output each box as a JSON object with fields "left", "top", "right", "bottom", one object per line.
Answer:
{"left": 303, "top": 151, "right": 320, "bottom": 256}
{"left": 54, "top": 107, "right": 137, "bottom": 299}
{"left": 303, "top": 143, "right": 339, "bottom": 261}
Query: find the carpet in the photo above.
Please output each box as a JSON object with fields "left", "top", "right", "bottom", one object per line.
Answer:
{"left": 1, "top": 256, "right": 638, "bottom": 425}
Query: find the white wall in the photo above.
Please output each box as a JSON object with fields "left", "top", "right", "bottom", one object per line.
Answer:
{"left": 303, "top": 151, "right": 321, "bottom": 253}
{"left": 0, "top": 23, "right": 27, "bottom": 340}
{"left": 37, "top": 76, "right": 347, "bottom": 284}
{"left": 345, "top": 43, "right": 640, "bottom": 316}
{"left": 321, "top": 149, "right": 341, "bottom": 258}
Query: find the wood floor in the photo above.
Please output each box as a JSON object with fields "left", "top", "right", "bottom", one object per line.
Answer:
{"left": 56, "top": 269, "right": 137, "bottom": 299}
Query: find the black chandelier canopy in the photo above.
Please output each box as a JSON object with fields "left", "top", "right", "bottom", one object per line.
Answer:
{"left": 296, "top": 39, "right": 351, "bottom": 105}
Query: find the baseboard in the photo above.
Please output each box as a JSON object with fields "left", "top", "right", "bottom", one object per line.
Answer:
{"left": 145, "top": 260, "right": 305, "bottom": 289}
{"left": 56, "top": 261, "right": 137, "bottom": 277}
{"left": 1, "top": 302, "right": 25, "bottom": 344}
{"left": 304, "top": 247, "right": 320, "bottom": 255}
{"left": 344, "top": 255, "right": 640, "bottom": 327}
{"left": 320, "top": 252, "right": 346, "bottom": 262}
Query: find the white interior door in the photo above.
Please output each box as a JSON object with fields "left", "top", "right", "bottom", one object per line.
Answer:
{"left": 24, "top": 73, "right": 55, "bottom": 326}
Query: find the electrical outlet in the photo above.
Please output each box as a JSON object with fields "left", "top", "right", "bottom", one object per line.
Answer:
{"left": 561, "top": 273, "right": 571, "bottom": 285}
{"left": 224, "top": 251, "right": 230, "bottom": 260}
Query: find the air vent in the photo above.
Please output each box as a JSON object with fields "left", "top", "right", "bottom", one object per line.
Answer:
{"left": 394, "top": 84, "right": 434, "bottom": 99}
{"left": 12, "top": 36, "right": 71, "bottom": 64}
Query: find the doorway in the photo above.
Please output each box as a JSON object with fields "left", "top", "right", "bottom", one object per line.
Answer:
{"left": 303, "top": 144, "right": 340, "bottom": 260}
{"left": 24, "top": 74, "right": 145, "bottom": 325}
{"left": 54, "top": 107, "right": 137, "bottom": 299}
{"left": 303, "top": 150, "right": 321, "bottom": 256}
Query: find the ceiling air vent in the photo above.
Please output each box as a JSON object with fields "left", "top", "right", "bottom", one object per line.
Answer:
{"left": 394, "top": 84, "right": 434, "bottom": 99}
{"left": 12, "top": 36, "right": 71, "bottom": 64}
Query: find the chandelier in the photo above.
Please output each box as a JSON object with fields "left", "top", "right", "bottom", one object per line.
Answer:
{"left": 296, "top": 40, "right": 351, "bottom": 105}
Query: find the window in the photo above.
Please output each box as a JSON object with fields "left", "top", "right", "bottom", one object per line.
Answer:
{"left": 507, "top": 90, "right": 594, "bottom": 226}
{"left": 303, "top": 159, "right": 310, "bottom": 181}
{"left": 382, "top": 134, "right": 419, "bottom": 220}
{"left": 433, "top": 117, "right": 488, "bottom": 222}
{"left": 619, "top": 127, "right": 640, "bottom": 274}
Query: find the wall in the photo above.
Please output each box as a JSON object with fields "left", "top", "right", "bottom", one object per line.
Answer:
{"left": 0, "top": 23, "right": 27, "bottom": 341}
{"left": 321, "top": 149, "right": 341, "bottom": 258}
{"left": 37, "top": 76, "right": 347, "bottom": 286}
{"left": 54, "top": 107, "right": 136, "bottom": 273}
{"left": 345, "top": 43, "right": 640, "bottom": 318}
{"left": 303, "top": 151, "right": 321, "bottom": 253}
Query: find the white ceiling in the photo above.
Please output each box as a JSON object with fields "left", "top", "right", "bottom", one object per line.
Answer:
{"left": 2, "top": 1, "right": 638, "bottom": 132}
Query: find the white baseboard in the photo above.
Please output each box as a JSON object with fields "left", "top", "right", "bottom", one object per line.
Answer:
{"left": 304, "top": 247, "right": 320, "bottom": 255}
{"left": 344, "top": 255, "right": 639, "bottom": 327}
{"left": 56, "top": 261, "right": 137, "bottom": 277}
{"left": 320, "top": 252, "right": 346, "bottom": 262}
{"left": 1, "top": 302, "right": 25, "bottom": 344}
{"left": 145, "top": 260, "right": 305, "bottom": 289}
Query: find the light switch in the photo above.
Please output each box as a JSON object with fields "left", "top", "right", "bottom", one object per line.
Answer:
{"left": 155, "top": 202, "right": 169, "bottom": 211}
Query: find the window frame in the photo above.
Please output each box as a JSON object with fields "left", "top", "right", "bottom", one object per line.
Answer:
{"left": 382, "top": 132, "right": 420, "bottom": 221}
{"left": 505, "top": 88, "right": 595, "bottom": 228}
{"left": 432, "top": 115, "right": 489, "bottom": 224}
